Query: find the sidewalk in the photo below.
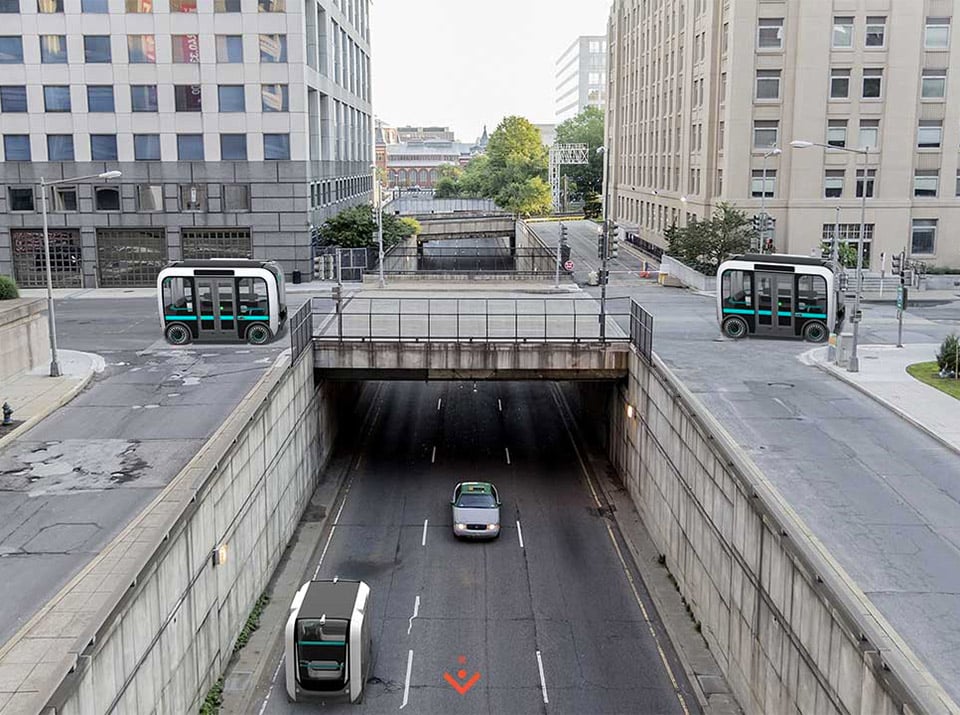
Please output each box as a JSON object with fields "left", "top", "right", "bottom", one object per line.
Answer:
{"left": 801, "top": 342, "right": 960, "bottom": 455}
{"left": 0, "top": 351, "right": 105, "bottom": 451}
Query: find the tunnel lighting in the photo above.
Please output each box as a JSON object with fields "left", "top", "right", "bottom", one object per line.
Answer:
{"left": 213, "top": 543, "right": 228, "bottom": 566}
{"left": 626, "top": 404, "right": 635, "bottom": 419}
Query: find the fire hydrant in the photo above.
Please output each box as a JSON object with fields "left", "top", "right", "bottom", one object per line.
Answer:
{"left": 1, "top": 402, "right": 12, "bottom": 426}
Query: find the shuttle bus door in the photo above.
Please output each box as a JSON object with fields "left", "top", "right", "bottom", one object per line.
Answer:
{"left": 196, "top": 277, "right": 237, "bottom": 339}
{"left": 755, "top": 271, "right": 794, "bottom": 336}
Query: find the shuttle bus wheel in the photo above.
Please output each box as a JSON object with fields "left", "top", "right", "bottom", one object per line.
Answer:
{"left": 803, "top": 321, "right": 828, "bottom": 343}
{"left": 165, "top": 323, "right": 192, "bottom": 345}
{"left": 246, "top": 323, "right": 272, "bottom": 345}
{"left": 721, "top": 316, "right": 748, "bottom": 339}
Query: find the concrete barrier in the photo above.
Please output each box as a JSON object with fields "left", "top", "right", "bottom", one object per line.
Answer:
{"left": 0, "top": 298, "right": 50, "bottom": 381}
{"left": 24, "top": 350, "right": 355, "bottom": 714}
{"left": 604, "top": 347, "right": 956, "bottom": 715}
{"left": 660, "top": 254, "right": 716, "bottom": 292}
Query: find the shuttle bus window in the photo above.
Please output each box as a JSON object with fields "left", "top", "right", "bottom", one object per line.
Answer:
{"left": 797, "top": 275, "right": 828, "bottom": 316}
{"left": 162, "top": 276, "right": 194, "bottom": 316}
{"left": 237, "top": 277, "right": 269, "bottom": 316}
{"left": 721, "top": 270, "right": 753, "bottom": 310}
{"left": 297, "top": 618, "right": 349, "bottom": 688}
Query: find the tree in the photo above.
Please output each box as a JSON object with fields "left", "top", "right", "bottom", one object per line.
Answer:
{"left": 554, "top": 106, "right": 604, "bottom": 199}
{"left": 583, "top": 191, "right": 602, "bottom": 219}
{"left": 494, "top": 176, "right": 552, "bottom": 216}
{"left": 475, "top": 116, "right": 552, "bottom": 215}
{"left": 459, "top": 155, "right": 492, "bottom": 197}
{"left": 318, "top": 205, "right": 420, "bottom": 249}
{"left": 937, "top": 333, "right": 960, "bottom": 375}
{"left": 665, "top": 203, "right": 756, "bottom": 273}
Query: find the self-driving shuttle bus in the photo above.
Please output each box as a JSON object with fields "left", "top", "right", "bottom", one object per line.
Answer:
{"left": 717, "top": 254, "right": 843, "bottom": 342}
{"left": 285, "top": 579, "right": 371, "bottom": 704}
{"left": 156, "top": 259, "right": 287, "bottom": 345}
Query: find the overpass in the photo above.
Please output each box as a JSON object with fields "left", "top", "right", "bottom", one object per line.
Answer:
{"left": 414, "top": 214, "right": 515, "bottom": 244}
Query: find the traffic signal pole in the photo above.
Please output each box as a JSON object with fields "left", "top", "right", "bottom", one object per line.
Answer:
{"left": 555, "top": 221, "right": 563, "bottom": 289}
{"left": 599, "top": 219, "right": 608, "bottom": 342}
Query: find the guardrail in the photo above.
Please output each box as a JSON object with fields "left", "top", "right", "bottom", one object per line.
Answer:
{"left": 314, "top": 296, "right": 634, "bottom": 343}
{"left": 376, "top": 246, "right": 558, "bottom": 275}
{"left": 289, "top": 299, "right": 313, "bottom": 364}
{"left": 630, "top": 302, "right": 654, "bottom": 361}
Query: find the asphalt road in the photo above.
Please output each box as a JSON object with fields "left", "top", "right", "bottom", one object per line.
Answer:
{"left": 0, "top": 297, "right": 283, "bottom": 646}
{"left": 531, "top": 221, "right": 656, "bottom": 286}
{"left": 251, "top": 380, "right": 699, "bottom": 714}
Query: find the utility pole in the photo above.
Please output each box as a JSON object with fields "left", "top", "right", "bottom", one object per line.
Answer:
{"left": 555, "top": 222, "right": 564, "bottom": 289}
{"left": 847, "top": 148, "right": 869, "bottom": 373}
{"left": 599, "top": 220, "right": 609, "bottom": 342}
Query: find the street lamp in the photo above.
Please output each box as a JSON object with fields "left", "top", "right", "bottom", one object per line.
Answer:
{"left": 39, "top": 170, "right": 121, "bottom": 377}
{"left": 370, "top": 164, "right": 384, "bottom": 288}
{"left": 790, "top": 139, "right": 870, "bottom": 373}
{"left": 758, "top": 147, "right": 781, "bottom": 252}
{"left": 596, "top": 145, "right": 610, "bottom": 341}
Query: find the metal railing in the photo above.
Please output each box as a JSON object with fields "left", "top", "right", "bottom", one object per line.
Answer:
{"left": 289, "top": 298, "right": 313, "bottom": 364}
{"left": 314, "top": 296, "right": 633, "bottom": 343}
{"left": 374, "top": 246, "right": 558, "bottom": 275}
{"left": 630, "top": 301, "right": 654, "bottom": 362}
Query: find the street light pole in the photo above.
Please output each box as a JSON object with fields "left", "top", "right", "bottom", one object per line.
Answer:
{"left": 759, "top": 147, "right": 780, "bottom": 253}
{"left": 597, "top": 146, "right": 610, "bottom": 342}
{"left": 372, "top": 165, "right": 384, "bottom": 288}
{"left": 848, "top": 148, "right": 869, "bottom": 372}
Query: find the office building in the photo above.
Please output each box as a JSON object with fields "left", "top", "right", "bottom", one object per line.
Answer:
{"left": 556, "top": 35, "right": 607, "bottom": 122}
{"left": 605, "top": 0, "right": 960, "bottom": 268}
{"left": 0, "top": 0, "right": 372, "bottom": 287}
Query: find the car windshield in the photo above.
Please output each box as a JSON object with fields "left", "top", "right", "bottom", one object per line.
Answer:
{"left": 456, "top": 493, "right": 497, "bottom": 508}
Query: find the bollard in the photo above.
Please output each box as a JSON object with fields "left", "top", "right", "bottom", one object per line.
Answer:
{"left": 2, "top": 402, "right": 12, "bottom": 426}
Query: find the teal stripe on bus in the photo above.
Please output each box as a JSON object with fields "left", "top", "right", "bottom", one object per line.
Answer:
{"left": 796, "top": 312, "right": 828, "bottom": 318}
{"left": 298, "top": 641, "right": 346, "bottom": 646}
{"left": 239, "top": 316, "right": 270, "bottom": 321}
{"left": 722, "top": 308, "right": 772, "bottom": 316}
{"left": 165, "top": 315, "right": 198, "bottom": 320}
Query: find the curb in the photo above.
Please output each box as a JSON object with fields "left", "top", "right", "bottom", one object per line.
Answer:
{"left": 805, "top": 354, "right": 960, "bottom": 460}
{"left": 0, "top": 355, "right": 101, "bottom": 452}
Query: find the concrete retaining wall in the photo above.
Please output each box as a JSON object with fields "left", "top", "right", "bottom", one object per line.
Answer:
{"left": 606, "top": 348, "right": 954, "bottom": 715}
{"left": 661, "top": 254, "right": 716, "bottom": 292}
{"left": 45, "top": 350, "right": 352, "bottom": 714}
{"left": 0, "top": 298, "right": 50, "bottom": 381}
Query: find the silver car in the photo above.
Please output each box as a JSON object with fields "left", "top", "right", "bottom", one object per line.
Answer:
{"left": 450, "top": 482, "right": 501, "bottom": 539}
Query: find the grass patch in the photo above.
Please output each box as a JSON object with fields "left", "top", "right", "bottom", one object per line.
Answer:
{"left": 233, "top": 592, "right": 270, "bottom": 655}
{"left": 199, "top": 676, "right": 224, "bottom": 715}
{"left": 906, "top": 361, "right": 960, "bottom": 401}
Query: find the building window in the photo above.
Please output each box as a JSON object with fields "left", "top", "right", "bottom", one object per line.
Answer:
{"left": 95, "top": 186, "right": 120, "bottom": 211}
{"left": 174, "top": 85, "right": 202, "bottom": 111}
{"left": 81, "top": 0, "right": 108, "bottom": 12}
{"left": 0, "top": 85, "right": 27, "bottom": 111}
{"left": 757, "top": 18, "right": 783, "bottom": 49}
{"left": 214, "top": 0, "right": 240, "bottom": 10}
{"left": 52, "top": 186, "right": 77, "bottom": 211}
{"left": 181, "top": 228, "right": 252, "bottom": 258}
{"left": 261, "top": 84, "right": 289, "bottom": 112}
{"left": 125, "top": 0, "right": 150, "bottom": 11}
{"left": 755, "top": 69, "right": 780, "bottom": 100}
{"left": 753, "top": 120, "right": 779, "bottom": 149}
{"left": 925, "top": 18, "right": 950, "bottom": 49}
{"left": 832, "top": 16, "right": 853, "bottom": 48}
{"left": 911, "top": 219, "right": 937, "bottom": 254}
{"left": 751, "top": 169, "right": 775, "bottom": 198}
{"left": 40, "top": 35, "right": 68, "bottom": 63}
{"left": 43, "top": 85, "right": 71, "bottom": 112}
{"left": 137, "top": 185, "right": 163, "bottom": 211}
{"left": 96, "top": 228, "right": 166, "bottom": 286}
{"left": 220, "top": 134, "right": 247, "bottom": 160}
{"left": 172, "top": 35, "right": 200, "bottom": 63}
{"left": 170, "top": 0, "right": 196, "bottom": 10}
{"left": 47, "top": 134, "right": 74, "bottom": 160}
{"left": 222, "top": 184, "right": 250, "bottom": 211}
{"left": 180, "top": 184, "right": 205, "bottom": 211}
{"left": 856, "top": 169, "right": 876, "bottom": 198}
{"left": 259, "top": 34, "right": 287, "bottom": 62}
{"left": 134, "top": 134, "right": 161, "bottom": 160}
{"left": 862, "top": 68, "right": 883, "bottom": 99}
{"left": 865, "top": 16, "right": 886, "bottom": 47}
{"left": 914, "top": 170, "right": 939, "bottom": 197}
{"left": 258, "top": 0, "right": 283, "bottom": 10}
{"left": 858, "top": 120, "right": 879, "bottom": 150}
{"left": 830, "top": 68, "right": 850, "bottom": 98}
{"left": 921, "top": 69, "right": 947, "bottom": 99}
{"left": 264, "top": 133, "right": 290, "bottom": 160}
{"left": 216, "top": 35, "right": 242, "bottom": 63}
{"left": 826, "top": 119, "right": 847, "bottom": 148}
{"left": 0, "top": 37, "right": 23, "bottom": 63}
{"left": 918, "top": 120, "right": 942, "bottom": 149}
{"left": 0, "top": 0, "right": 20, "bottom": 11}
{"left": 824, "top": 170, "right": 844, "bottom": 198}
{"left": 127, "top": 35, "right": 156, "bottom": 63}
{"left": 90, "top": 134, "right": 118, "bottom": 160}
{"left": 3, "top": 134, "right": 30, "bottom": 160}
{"left": 131, "top": 84, "right": 158, "bottom": 111}
{"left": 87, "top": 85, "right": 114, "bottom": 112}
{"left": 84, "top": 35, "right": 111, "bottom": 63}
{"left": 177, "top": 134, "right": 204, "bottom": 160}
{"left": 38, "top": 0, "right": 62, "bottom": 11}
{"left": 218, "top": 85, "right": 245, "bottom": 112}
{"left": 8, "top": 187, "right": 34, "bottom": 211}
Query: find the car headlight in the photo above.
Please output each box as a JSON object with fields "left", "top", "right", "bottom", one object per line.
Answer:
{"left": 455, "top": 523, "right": 467, "bottom": 530}
{"left": 487, "top": 524, "right": 498, "bottom": 531}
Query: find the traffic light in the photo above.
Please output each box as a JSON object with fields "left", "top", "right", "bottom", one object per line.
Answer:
{"left": 752, "top": 215, "right": 762, "bottom": 233}
{"left": 559, "top": 222, "right": 570, "bottom": 264}
{"left": 609, "top": 223, "right": 619, "bottom": 259}
{"left": 891, "top": 251, "right": 902, "bottom": 275}
{"left": 597, "top": 224, "right": 605, "bottom": 259}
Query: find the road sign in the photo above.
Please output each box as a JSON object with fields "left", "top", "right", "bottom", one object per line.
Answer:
{"left": 563, "top": 260, "right": 574, "bottom": 271}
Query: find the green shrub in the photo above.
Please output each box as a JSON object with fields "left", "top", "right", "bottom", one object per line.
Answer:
{"left": 936, "top": 333, "right": 960, "bottom": 374}
{"left": 0, "top": 275, "right": 19, "bottom": 300}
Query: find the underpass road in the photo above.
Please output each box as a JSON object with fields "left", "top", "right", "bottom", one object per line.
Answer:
{"left": 254, "top": 381, "right": 698, "bottom": 715}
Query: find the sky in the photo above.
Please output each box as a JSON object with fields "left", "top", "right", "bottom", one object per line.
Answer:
{"left": 369, "top": 0, "right": 610, "bottom": 143}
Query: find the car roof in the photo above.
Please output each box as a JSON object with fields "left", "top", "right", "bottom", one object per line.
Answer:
{"left": 458, "top": 482, "right": 495, "bottom": 495}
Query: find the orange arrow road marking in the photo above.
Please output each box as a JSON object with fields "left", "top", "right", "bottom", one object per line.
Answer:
{"left": 443, "top": 671, "right": 481, "bottom": 695}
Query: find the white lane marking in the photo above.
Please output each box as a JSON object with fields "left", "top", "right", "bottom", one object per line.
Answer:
{"left": 437, "top": 397, "right": 442, "bottom": 411}
{"left": 505, "top": 447, "right": 511, "bottom": 465}
{"left": 312, "top": 475, "right": 353, "bottom": 579}
{"left": 516, "top": 520, "right": 524, "bottom": 549}
{"left": 400, "top": 649, "right": 413, "bottom": 709}
{"left": 536, "top": 650, "right": 549, "bottom": 704}
{"left": 498, "top": 398, "right": 502, "bottom": 412}
{"left": 431, "top": 446, "right": 436, "bottom": 464}
{"left": 256, "top": 655, "right": 285, "bottom": 715}
{"left": 773, "top": 396, "right": 789, "bottom": 412}
{"left": 421, "top": 519, "right": 429, "bottom": 547}
{"left": 407, "top": 595, "right": 420, "bottom": 635}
